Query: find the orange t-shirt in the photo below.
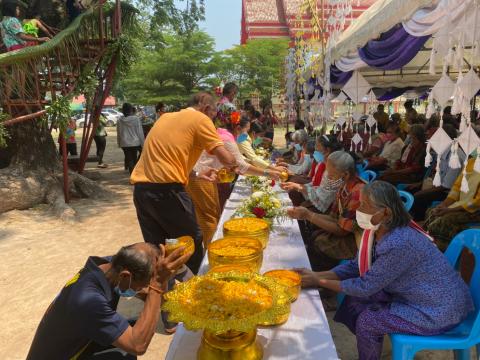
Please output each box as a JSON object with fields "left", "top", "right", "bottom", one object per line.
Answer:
{"left": 130, "top": 108, "right": 223, "bottom": 185}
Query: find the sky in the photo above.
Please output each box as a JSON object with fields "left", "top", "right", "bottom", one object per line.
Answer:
{"left": 176, "top": 0, "right": 242, "bottom": 51}
{"left": 200, "top": 0, "right": 242, "bottom": 50}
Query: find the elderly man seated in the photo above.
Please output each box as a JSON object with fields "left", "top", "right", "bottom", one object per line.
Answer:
{"left": 27, "top": 243, "right": 191, "bottom": 360}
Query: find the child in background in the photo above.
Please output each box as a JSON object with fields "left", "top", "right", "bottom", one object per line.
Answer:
{"left": 23, "top": 12, "right": 53, "bottom": 45}
{"left": 0, "top": 2, "right": 48, "bottom": 52}
{"left": 59, "top": 118, "right": 78, "bottom": 156}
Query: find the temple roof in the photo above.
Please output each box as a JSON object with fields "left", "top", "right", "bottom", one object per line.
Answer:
{"left": 241, "top": 0, "right": 377, "bottom": 44}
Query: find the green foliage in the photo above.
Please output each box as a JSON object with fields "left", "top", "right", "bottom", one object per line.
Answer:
{"left": 116, "top": 2, "right": 289, "bottom": 107}
{"left": 216, "top": 39, "right": 290, "bottom": 102}
{"left": 75, "top": 65, "right": 98, "bottom": 102}
{"left": 46, "top": 97, "right": 72, "bottom": 133}
{"left": 119, "top": 30, "right": 219, "bottom": 104}
{"left": 130, "top": 0, "right": 205, "bottom": 35}
{"left": 0, "top": 112, "right": 10, "bottom": 148}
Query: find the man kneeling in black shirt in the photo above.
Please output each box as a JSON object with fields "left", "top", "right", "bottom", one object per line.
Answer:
{"left": 27, "top": 242, "right": 191, "bottom": 360}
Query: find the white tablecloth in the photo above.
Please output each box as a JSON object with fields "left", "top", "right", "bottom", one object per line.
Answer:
{"left": 165, "top": 179, "right": 339, "bottom": 360}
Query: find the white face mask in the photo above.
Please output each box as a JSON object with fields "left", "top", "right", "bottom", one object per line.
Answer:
{"left": 356, "top": 210, "right": 382, "bottom": 230}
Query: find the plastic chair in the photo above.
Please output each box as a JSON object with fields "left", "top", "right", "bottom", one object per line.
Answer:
{"left": 360, "top": 170, "right": 377, "bottom": 183}
{"left": 390, "top": 229, "right": 480, "bottom": 360}
{"left": 356, "top": 160, "right": 368, "bottom": 174}
{"left": 396, "top": 184, "right": 408, "bottom": 191}
{"left": 398, "top": 191, "right": 414, "bottom": 212}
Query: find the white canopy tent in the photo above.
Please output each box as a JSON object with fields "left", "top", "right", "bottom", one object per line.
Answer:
{"left": 304, "top": 0, "right": 480, "bottom": 193}
{"left": 304, "top": 0, "right": 480, "bottom": 89}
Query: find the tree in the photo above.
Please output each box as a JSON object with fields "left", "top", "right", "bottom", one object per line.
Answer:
{"left": 119, "top": 30, "right": 220, "bottom": 104}
{"left": 215, "top": 39, "right": 290, "bottom": 103}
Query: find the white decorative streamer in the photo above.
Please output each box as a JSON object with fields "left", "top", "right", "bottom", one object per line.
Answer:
{"left": 425, "top": 142, "right": 433, "bottom": 167}
{"left": 433, "top": 160, "right": 442, "bottom": 187}
{"left": 449, "top": 140, "right": 462, "bottom": 169}
{"left": 461, "top": 167, "right": 469, "bottom": 193}
{"left": 474, "top": 146, "right": 480, "bottom": 173}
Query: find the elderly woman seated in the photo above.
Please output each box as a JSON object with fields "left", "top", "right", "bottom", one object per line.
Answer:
{"left": 290, "top": 139, "right": 315, "bottom": 177}
{"left": 287, "top": 151, "right": 364, "bottom": 271}
{"left": 281, "top": 129, "right": 309, "bottom": 164}
{"left": 281, "top": 135, "right": 343, "bottom": 207}
{"left": 424, "top": 153, "right": 480, "bottom": 251}
{"left": 378, "top": 124, "right": 426, "bottom": 185}
{"left": 366, "top": 124, "right": 404, "bottom": 171}
{"left": 296, "top": 181, "right": 473, "bottom": 360}
{"left": 361, "top": 122, "right": 387, "bottom": 159}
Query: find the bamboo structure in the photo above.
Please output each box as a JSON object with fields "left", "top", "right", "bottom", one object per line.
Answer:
{"left": 0, "top": 1, "right": 136, "bottom": 201}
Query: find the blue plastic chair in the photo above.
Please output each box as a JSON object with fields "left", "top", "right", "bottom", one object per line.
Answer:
{"left": 360, "top": 170, "right": 377, "bottom": 183}
{"left": 356, "top": 160, "right": 369, "bottom": 174}
{"left": 396, "top": 183, "right": 408, "bottom": 191}
{"left": 398, "top": 191, "right": 414, "bottom": 212}
{"left": 390, "top": 229, "right": 480, "bottom": 360}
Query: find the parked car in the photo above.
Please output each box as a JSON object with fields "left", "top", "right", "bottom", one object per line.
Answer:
{"left": 75, "top": 114, "right": 87, "bottom": 128}
{"left": 75, "top": 112, "right": 119, "bottom": 128}
{"left": 102, "top": 112, "right": 119, "bottom": 126}
{"left": 103, "top": 108, "right": 123, "bottom": 118}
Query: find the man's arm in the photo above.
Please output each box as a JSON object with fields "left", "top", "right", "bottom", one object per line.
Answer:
{"left": 211, "top": 145, "right": 236, "bottom": 168}
{"left": 112, "top": 247, "right": 191, "bottom": 355}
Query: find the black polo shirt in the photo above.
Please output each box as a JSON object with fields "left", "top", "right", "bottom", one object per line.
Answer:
{"left": 27, "top": 257, "right": 130, "bottom": 360}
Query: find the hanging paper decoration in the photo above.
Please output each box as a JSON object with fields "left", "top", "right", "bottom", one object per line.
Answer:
{"left": 457, "top": 125, "right": 480, "bottom": 157}
{"left": 350, "top": 133, "right": 363, "bottom": 152}
{"left": 457, "top": 68, "right": 480, "bottom": 101}
{"left": 457, "top": 125, "right": 480, "bottom": 192}
{"left": 333, "top": 92, "right": 347, "bottom": 103}
{"left": 424, "top": 128, "right": 453, "bottom": 165}
{"left": 341, "top": 71, "right": 371, "bottom": 104}
{"left": 426, "top": 93, "right": 435, "bottom": 119}
{"left": 430, "top": 73, "right": 455, "bottom": 107}
{"left": 352, "top": 111, "right": 362, "bottom": 122}
{"left": 451, "top": 71, "right": 465, "bottom": 116}
{"left": 449, "top": 139, "right": 462, "bottom": 169}
{"left": 425, "top": 142, "right": 433, "bottom": 167}
{"left": 423, "top": 128, "right": 454, "bottom": 186}
{"left": 365, "top": 115, "right": 378, "bottom": 143}
{"left": 335, "top": 116, "right": 347, "bottom": 140}
{"left": 474, "top": 146, "right": 480, "bottom": 173}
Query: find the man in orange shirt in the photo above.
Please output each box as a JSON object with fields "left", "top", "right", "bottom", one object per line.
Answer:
{"left": 131, "top": 92, "right": 235, "bottom": 276}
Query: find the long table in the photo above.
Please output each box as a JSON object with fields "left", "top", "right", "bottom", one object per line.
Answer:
{"left": 165, "top": 178, "right": 339, "bottom": 360}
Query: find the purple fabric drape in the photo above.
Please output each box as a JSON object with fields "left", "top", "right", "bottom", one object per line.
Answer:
{"left": 330, "top": 64, "right": 352, "bottom": 86}
{"left": 306, "top": 77, "right": 324, "bottom": 100}
{"left": 377, "top": 87, "right": 412, "bottom": 101}
{"left": 358, "top": 24, "right": 430, "bottom": 70}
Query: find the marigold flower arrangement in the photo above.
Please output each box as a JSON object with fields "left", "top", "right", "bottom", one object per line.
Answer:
{"left": 233, "top": 189, "right": 287, "bottom": 223}
{"left": 161, "top": 271, "right": 290, "bottom": 332}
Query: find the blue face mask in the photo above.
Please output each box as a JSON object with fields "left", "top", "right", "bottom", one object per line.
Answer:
{"left": 253, "top": 137, "right": 263, "bottom": 147}
{"left": 294, "top": 143, "right": 302, "bottom": 151}
{"left": 237, "top": 133, "right": 249, "bottom": 143}
{"left": 114, "top": 276, "right": 138, "bottom": 298}
{"left": 313, "top": 151, "right": 324, "bottom": 163}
